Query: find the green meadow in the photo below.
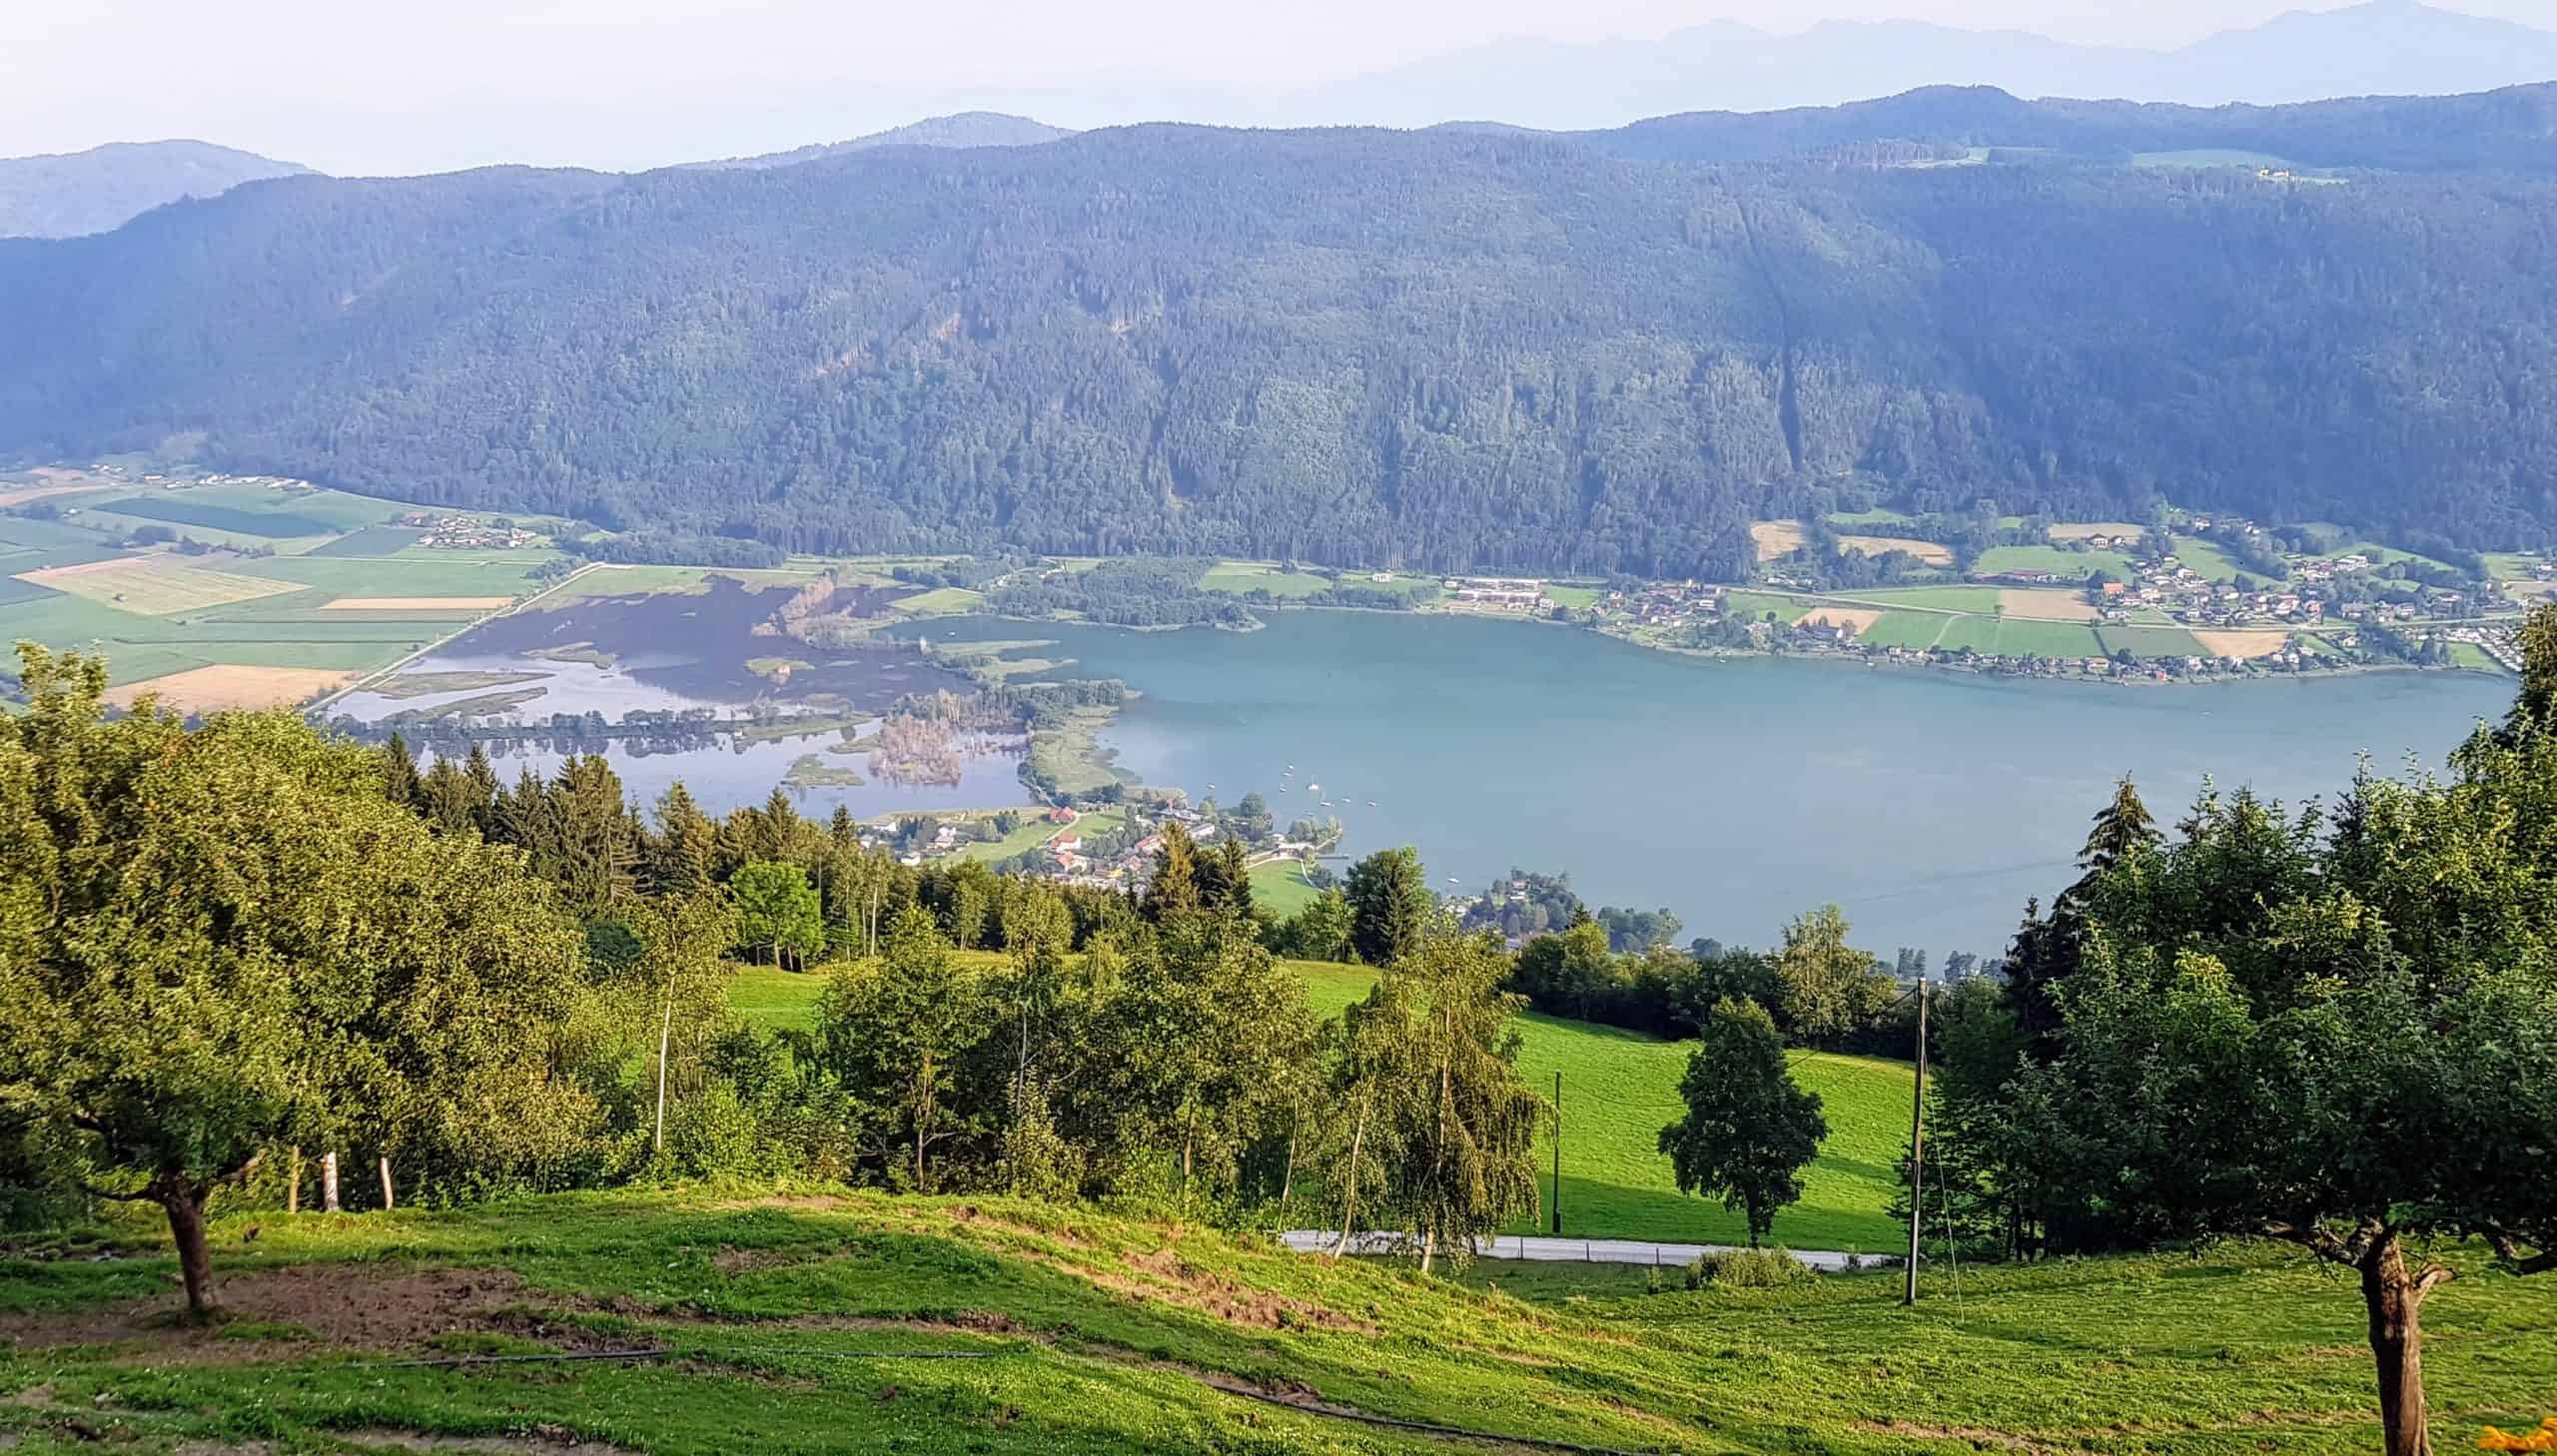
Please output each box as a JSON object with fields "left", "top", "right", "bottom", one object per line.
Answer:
{"left": 7, "top": 1187, "right": 2549, "bottom": 1456}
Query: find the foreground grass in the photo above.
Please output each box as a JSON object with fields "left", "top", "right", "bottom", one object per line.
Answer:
{"left": 3, "top": 1188, "right": 2552, "bottom": 1455}
{"left": 730, "top": 958, "right": 1911, "bottom": 1249}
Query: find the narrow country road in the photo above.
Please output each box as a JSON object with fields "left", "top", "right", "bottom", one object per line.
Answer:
{"left": 1278, "top": 1231, "right": 1895, "bottom": 1271}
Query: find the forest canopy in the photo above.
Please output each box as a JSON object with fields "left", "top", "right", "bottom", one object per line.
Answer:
{"left": 4, "top": 97, "right": 2555, "bottom": 573}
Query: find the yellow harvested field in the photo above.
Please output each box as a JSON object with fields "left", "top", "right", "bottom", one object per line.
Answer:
{"left": 1998, "top": 588, "right": 2099, "bottom": 621}
{"left": 2193, "top": 629, "right": 2291, "bottom": 660}
{"left": 2507, "top": 579, "right": 2557, "bottom": 600}
{"left": 1798, "top": 607, "right": 1883, "bottom": 633}
{"left": 105, "top": 665, "right": 359, "bottom": 715}
{"left": 321, "top": 595, "right": 512, "bottom": 611}
{"left": 15, "top": 557, "right": 301, "bottom": 615}
{"left": 1838, "top": 534, "right": 1955, "bottom": 566}
{"left": 2048, "top": 521, "right": 2147, "bottom": 542}
{"left": 1749, "top": 519, "right": 1806, "bottom": 561}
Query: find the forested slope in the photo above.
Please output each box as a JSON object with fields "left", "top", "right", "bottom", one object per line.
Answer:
{"left": 4, "top": 109, "right": 2555, "bottom": 572}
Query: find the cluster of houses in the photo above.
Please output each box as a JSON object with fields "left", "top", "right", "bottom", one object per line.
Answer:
{"left": 396, "top": 511, "right": 541, "bottom": 549}
{"left": 1606, "top": 580, "right": 1725, "bottom": 628}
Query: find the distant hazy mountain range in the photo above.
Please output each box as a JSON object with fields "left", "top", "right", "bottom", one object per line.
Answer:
{"left": 1290, "top": 0, "right": 2557, "bottom": 131}
{"left": 686, "top": 113, "right": 1074, "bottom": 171}
{"left": 0, "top": 140, "right": 309, "bottom": 239}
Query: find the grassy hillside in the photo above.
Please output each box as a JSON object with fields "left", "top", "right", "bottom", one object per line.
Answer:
{"left": 732, "top": 958, "right": 1912, "bottom": 1250}
{"left": 5, "top": 1188, "right": 2552, "bottom": 1455}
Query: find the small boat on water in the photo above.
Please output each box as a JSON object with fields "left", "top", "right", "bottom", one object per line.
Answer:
{"left": 1366, "top": 800, "right": 1378, "bottom": 807}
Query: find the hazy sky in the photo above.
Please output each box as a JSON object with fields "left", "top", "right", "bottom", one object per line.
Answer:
{"left": 1, "top": 0, "right": 2543, "bottom": 175}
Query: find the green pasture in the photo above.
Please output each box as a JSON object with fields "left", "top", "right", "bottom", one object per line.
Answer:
{"left": 1973, "top": 543, "right": 2135, "bottom": 580}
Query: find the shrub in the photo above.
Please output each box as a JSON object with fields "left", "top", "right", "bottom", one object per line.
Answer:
{"left": 1683, "top": 1246, "right": 1813, "bottom": 1289}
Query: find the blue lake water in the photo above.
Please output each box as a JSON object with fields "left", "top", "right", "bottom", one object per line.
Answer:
{"left": 909, "top": 611, "right": 2511, "bottom": 958}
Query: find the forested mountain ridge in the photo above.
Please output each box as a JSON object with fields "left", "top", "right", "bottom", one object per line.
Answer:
{"left": 0, "top": 139, "right": 311, "bottom": 239}
{"left": 685, "top": 112, "right": 1074, "bottom": 171}
{"left": 3, "top": 111, "right": 2555, "bottom": 573}
{"left": 1571, "top": 82, "right": 2557, "bottom": 172}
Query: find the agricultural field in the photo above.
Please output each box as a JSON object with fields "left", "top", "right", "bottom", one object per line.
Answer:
{"left": 16, "top": 557, "right": 304, "bottom": 614}
{"left": 1720, "top": 589, "right": 1811, "bottom": 624}
{"left": 2097, "top": 623, "right": 2208, "bottom": 659}
{"left": 1198, "top": 560, "right": 1338, "bottom": 598}
{"left": 13, "top": 1186, "right": 2551, "bottom": 1456}
{"left": 1829, "top": 584, "right": 2002, "bottom": 614}
{"left": 1995, "top": 587, "right": 2097, "bottom": 621}
{"left": 1, "top": 485, "right": 569, "bottom": 699}
{"left": 1249, "top": 858, "right": 1324, "bottom": 917}
{"left": 1747, "top": 518, "right": 1807, "bottom": 560}
{"left": 1972, "top": 543, "right": 2135, "bottom": 579}
{"left": 1835, "top": 533, "right": 1953, "bottom": 566}
{"left": 1825, "top": 506, "right": 1918, "bottom": 525}
{"left": 1849, "top": 610, "right": 1951, "bottom": 649}
{"left": 1991, "top": 617, "right": 2108, "bottom": 657}
{"left": 1930, "top": 614, "right": 2003, "bottom": 654}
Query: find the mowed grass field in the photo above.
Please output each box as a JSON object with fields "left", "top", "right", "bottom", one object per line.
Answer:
{"left": 730, "top": 957, "right": 1910, "bottom": 1250}
{"left": 10, "top": 1189, "right": 2552, "bottom": 1456}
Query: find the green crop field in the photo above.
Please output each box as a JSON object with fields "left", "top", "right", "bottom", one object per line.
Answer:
{"left": 308, "top": 524, "right": 429, "bottom": 556}
{"left": 1720, "top": 589, "right": 1809, "bottom": 624}
{"left": 1850, "top": 610, "right": 1948, "bottom": 649}
{"left": 250, "top": 554, "right": 558, "bottom": 598}
{"left": 14, "top": 1186, "right": 2543, "bottom": 1456}
{"left": 97, "top": 494, "right": 338, "bottom": 537}
{"left": 1973, "top": 543, "right": 2136, "bottom": 580}
{"left": 1993, "top": 617, "right": 2108, "bottom": 657}
{"left": 1199, "top": 561, "right": 1337, "bottom": 598}
{"left": 1825, "top": 506, "right": 1918, "bottom": 525}
{"left": 2098, "top": 623, "right": 2208, "bottom": 659}
{"left": 1830, "top": 585, "right": 2001, "bottom": 613}
{"left": 1931, "top": 614, "right": 2003, "bottom": 654}
{"left": 2131, "top": 148, "right": 2294, "bottom": 170}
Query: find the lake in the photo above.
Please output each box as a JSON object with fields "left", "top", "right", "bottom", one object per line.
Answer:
{"left": 909, "top": 611, "right": 2512, "bottom": 957}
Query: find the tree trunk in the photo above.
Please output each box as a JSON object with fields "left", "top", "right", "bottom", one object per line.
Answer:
{"left": 1418, "top": 1226, "right": 1435, "bottom": 1276}
{"left": 1279, "top": 1128, "right": 1296, "bottom": 1216}
{"left": 378, "top": 1154, "right": 396, "bottom": 1211}
{"left": 2362, "top": 1236, "right": 2444, "bottom": 1456}
{"left": 286, "top": 1146, "right": 301, "bottom": 1215}
{"left": 653, "top": 987, "right": 675, "bottom": 1157}
{"left": 1332, "top": 1093, "right": 1369, "bottom": 1256}
{"left": 321, "top": 1150, "right": 340, "bottom": 1212}
{"left": 156, "top": 1178, "right": 215, "bottom": 1318}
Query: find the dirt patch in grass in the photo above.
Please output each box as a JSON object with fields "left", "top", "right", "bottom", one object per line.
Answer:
{"left": 104, "top": 665, "right": 360, "bottom": 714}
{"left": 0, "top": 1266, "right": 583, "bottom": 1356}
{"left": 1998, "top": 588, "right": 2098, "bottom": 621}
{"left": 1084, "top": 1245, "right": 1379, "bottom": 1336}
{"left": 1797, "top": 607, "right": 1882, "bottom": 634}
{"left": 1748, "top": 520, "right": 1806, "bottom": 561}
{"left": 2193, "top": 629, "right": 2290, "bottom": 659}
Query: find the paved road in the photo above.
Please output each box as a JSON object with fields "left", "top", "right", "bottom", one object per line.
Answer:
{"left": 1278, "top": 1231, "right": 1896, "bottom": 1272}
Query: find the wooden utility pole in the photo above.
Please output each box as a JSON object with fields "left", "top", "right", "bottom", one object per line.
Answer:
{"left": 321, "top": 1150, "right": 341, "bottom": 1213}
{"left": 378, "top": 1155, "right": 396, "bottom": 1211}
{"left": 1903, "top": 979, "right": 1930, "bottom": 1306}
{"left": 286, "top": 1146, "right": 302, "bottom": 1214}
{"left": 1550, "top": 1071, "right": 1563, "bottom": 1234}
